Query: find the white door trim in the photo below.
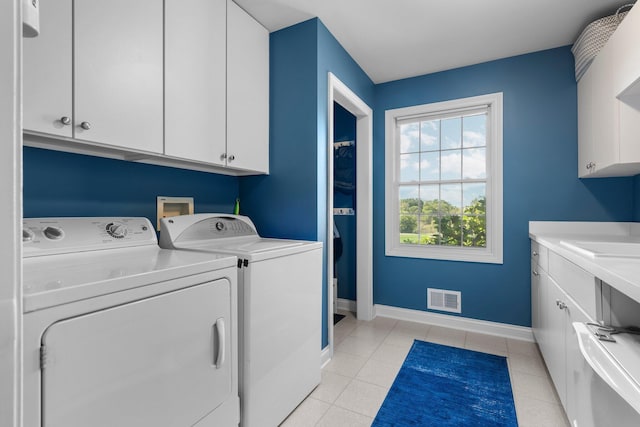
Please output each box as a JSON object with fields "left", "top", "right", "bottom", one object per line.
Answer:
{"left": 0, "top": 1, "right": 22, "bottom": 426}
{"left": 327, "top": 72, "right": 373, "bottom": 356}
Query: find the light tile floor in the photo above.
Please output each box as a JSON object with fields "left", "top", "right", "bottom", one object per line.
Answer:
{"left": 280, "top": 311, "right": 570, "bottom": 427}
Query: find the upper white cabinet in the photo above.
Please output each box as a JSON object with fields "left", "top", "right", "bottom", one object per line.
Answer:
{"left": 612, "top": 5, "right": 640, "bottom": 96}
{"left": 577, "top": 5, "right": 640, "bottom": 177}
{"left": 23, "top": 0, "right": 73, "bottom": 138}
{"left": 23, "top": 0, "right": 270, "bottom": 176}
{"left": 577, "top": 66, "right": 593, "bottom": 176}
{"left": 165, "top": 0, "right": 227, "bottom": 165}
{"left": 24, "top": 0, "right": 163, "bottom": 154}
{"left": 227, "top": 0, "right": 270, "bottom": 174}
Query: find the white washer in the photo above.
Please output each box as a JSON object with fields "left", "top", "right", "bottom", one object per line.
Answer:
{"left": 159, "top": 214, "right": 323, "bottom": 427}
{"left": 23, "top": 217, "right": 240, "bottom": 427}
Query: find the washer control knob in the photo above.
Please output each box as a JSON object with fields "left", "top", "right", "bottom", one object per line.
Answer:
{"left": 23, "top": 228, "right": 35, "bottom": 242}
{"left": 43, "top": 226, "right": 64, "bottom": 240}
{"left": 106, "top": 222, "right": 128, "bottom": 238}
{"left": 215, "top": 221, "right": 225, "bottom": 231}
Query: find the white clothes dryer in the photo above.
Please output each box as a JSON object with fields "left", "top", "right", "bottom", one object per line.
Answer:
{"left": 23, "top": 217, "right": 240, "bottom": 427}
{"left": 159, "top": 214, "right": 323, "bottom": 427}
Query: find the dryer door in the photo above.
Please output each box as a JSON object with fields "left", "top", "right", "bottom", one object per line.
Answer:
{"left": 41, "top": 279, "right": 233, "bottom": 427}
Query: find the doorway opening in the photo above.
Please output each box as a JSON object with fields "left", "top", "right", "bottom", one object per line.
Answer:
{"left": 332, "top": 102, "right": 356, "bottom": 325}
{"left": 327, "top": 73, "right": 373, "bottom": 358}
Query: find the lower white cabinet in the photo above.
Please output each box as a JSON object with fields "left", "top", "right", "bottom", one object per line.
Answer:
{"left": 538, "top": 272, "right": 568, "bottom": 407}
{"left": 531, "top": 241, "right": 595, "bottom": 424}
{"left": 530, "top": 261, "right": 542, "bottom": 341}
{"left": 530, "top": 241, "right": 547, "bottom": 342}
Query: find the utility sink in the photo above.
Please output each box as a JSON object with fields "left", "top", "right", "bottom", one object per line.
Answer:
{"left": 560, "top": 240, "right": 640, "bottom": 258}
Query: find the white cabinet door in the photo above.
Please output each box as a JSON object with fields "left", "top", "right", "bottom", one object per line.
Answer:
{"left": 540, "top": 274, "right": 567, "bottom": 407}
{"left": 612, "top": 5, "right": 640, "bottom": 95}
{"left": 165, "top": 0, "right": 227, "bottom": 165}
{"left": 23, "top": 0, "right": 73, "bottom": 137}
{"left": 74, "top": 0, "right": 163, "bottom": 153}
{"left": 227, "top": 0, "right": 269, "bottom": 173}
{"left": 531, "top": 260, "right": 542, "bottom": 341}
{"left": 589, "top": 45, "right": 618, "bottom": 175}
{"left": 577, "top": 68, "right": 594, "bottom": 178}
{"left": 564, "top": 294, "right": 593, "bottom": 427}
{"left": 613, "top": 6, "right": 640, "bottom": 166}
{"left": 41, "top": 280, "right": 233, "bottom": 427}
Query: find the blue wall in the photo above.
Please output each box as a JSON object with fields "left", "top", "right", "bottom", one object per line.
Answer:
{"left": 24, "top": 147, "right": 238, "bottom": 224}
{"left": 23, "top": 22, "right": 638, "bottom": 349}
{"left": 239, "top": 20, "right": 319, "bottom": 241}
{"left": 240, "top": 19, "right": 374, "bottom": 347}
{"left": 635, "top": 177, "right": 640, "bottom": 220}
{"left": 374, "top": 46, "right": 634, "bottom": 327}
{"left": 334, "top": 102, "right": 357, "bottom": 300}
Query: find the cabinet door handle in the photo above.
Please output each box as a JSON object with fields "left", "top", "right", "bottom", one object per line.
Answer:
{"left": 220, "top": 153, "right": 227, "bottom": 160}
{"left": 80, "top": 121, "right": 91, "bottom": 130}
{"left": 556, "top": 300, "right": 567, "bottom": 310}
{"left": 532, "top": 270, "right": 539, "bottom": 276}
{"left": 228, "top": 155, "right": 235, "bottom": 162}
{"left": 60, "top": 116, "right": 71, "bottom": 125}
{"left": 532, "top": 251, "right": 538, "bottom": 257}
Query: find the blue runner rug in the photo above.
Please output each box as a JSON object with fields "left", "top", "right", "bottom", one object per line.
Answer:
{"left": 372, "top": 340, "right": 518, "bottom": 426}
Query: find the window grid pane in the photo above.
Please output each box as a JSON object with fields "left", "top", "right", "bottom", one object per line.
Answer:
{"left": 398, "top": 110, "right": 488, "bottom": 249}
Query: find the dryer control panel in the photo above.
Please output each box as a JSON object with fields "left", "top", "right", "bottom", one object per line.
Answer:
{"left": 160, "top": 214, "right": 258, "bottom": 248}
{"left": 23, "top": 217, "right": 157, "bottom": 257}
{"left": 208, "top": 217, "right": 255, "bottom": 237}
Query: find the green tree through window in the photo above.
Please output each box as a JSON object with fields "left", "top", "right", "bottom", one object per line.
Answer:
{"left": 399, "top": 196, "right": 486, "bottom": 247}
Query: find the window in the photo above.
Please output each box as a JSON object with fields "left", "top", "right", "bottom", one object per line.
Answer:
{"left": 385, "top": 93, "right": 503, "bottom": 264}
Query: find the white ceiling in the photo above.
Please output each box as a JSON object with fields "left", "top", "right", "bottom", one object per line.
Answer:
{"left": 235, "top": 0, "right": 633, "bottom": 83}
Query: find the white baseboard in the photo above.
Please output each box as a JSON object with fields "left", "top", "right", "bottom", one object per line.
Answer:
{"left": 337, "top": 298, "right": 356, "bottom": 312}
{"left": 320, "top": 346, "right": 331, "bottom": 368}
{"left": 375, "top": 304, "right": 534, "bottom": 342}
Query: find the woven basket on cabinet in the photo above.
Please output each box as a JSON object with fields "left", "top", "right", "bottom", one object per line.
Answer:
{"left": 571, "top": 4, "right": 634, "bottom": 81}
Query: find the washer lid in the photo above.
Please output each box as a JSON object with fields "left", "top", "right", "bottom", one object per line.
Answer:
{"left": 23, "top": 246, "right": 235, "bottom": 313}
{"left": 186, "top": 236, "right": 306, "bottom": 253}
{"left": 224, "top": 238, "right": 306, "bottom": 253}
{"left": 180, "top": 236, "right": 322, "bottom": 261}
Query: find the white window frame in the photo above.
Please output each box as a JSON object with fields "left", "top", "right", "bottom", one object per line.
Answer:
{"left": 384, "top": 92, "right": 503, "bottom": 264}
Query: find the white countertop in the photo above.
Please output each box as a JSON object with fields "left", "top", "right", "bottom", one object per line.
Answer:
{"left": 529, "top": 221, "right": 640, "bottom": 306}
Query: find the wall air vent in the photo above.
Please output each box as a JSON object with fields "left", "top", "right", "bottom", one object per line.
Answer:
{"left": 427, "top": 288, "right": 461, "bottom": 313}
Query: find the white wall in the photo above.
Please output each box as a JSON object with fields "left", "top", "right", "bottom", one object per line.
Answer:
{"left": 0, "top": 1, "right": 22, "bottom": 426}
